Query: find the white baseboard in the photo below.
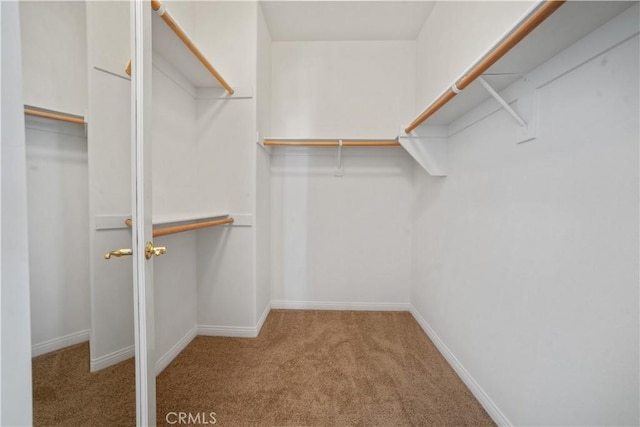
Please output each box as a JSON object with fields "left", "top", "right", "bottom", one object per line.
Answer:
{"left": 256, "top": 303, "right": 271, "bottom": 336}
{"left": 90, "top": 345, "right": 135, "bottom": 372}
{"left": 32, "top": 329, "right": 90, "bottom": 357}
{"left": 271, "top": 300, "right": 411, "bottom": 312}
{"left": 155, "top": 326, "right": 197, "bottom": 375}
{"left": 197, "top": 324, "right": 258, "bottom": 338}
{"left": 197, "top": 304, "right": 273, "bottom": 338}
{"left": 409, "top": 306, "right": 511, "bottom": 426}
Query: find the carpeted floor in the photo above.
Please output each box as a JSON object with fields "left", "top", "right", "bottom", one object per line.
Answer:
{"left": 33, "top": 310, "right": 494, "bottom": 426}
{"left": 32, "top": 341, "right": 136, "bottom": 426}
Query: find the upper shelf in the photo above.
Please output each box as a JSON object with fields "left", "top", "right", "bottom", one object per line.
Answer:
{"left": 128, "top": 0, "right": 234, "bottom": 92}
{"left": 406, "top": 1, "right": 634, "bottom": 130}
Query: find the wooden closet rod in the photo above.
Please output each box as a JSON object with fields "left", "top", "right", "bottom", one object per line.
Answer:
{"left": 150, "top": 0, "right": 234, "bottom": 94}
{"left": 404, "top": 0, "right": 565, "bottom": 133}
{"left": 125, "top": 217, "right": 234, "bottom": 237}
{"left": 263, "top": 139, "right": 401, "bottom": 147}
{"left": 24, "top": 107, "right": 85, "bottom": 125}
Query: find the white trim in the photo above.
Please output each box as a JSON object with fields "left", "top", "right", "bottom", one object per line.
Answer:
{"left": 155, "top": 326, "right": 197, "bottom": 375}
{"left": 270, "top": 300, "right": 410, "bottom": 312}
{"left": 197, "top": 304, "right": 272, "bottom": 338}
{"left": 197, "top": 325, "right": 258, "bottom": 338}
{"left": 32, "top": 329, "right": 90, "bottom": 357}
{"left": 255, "top": 303, "right": 271, "bottom": 336}
{"left": 409, "top": 306, "right": 512, "bottom": 427}
{"left": 131, "top": 1, "right": 156, "bottom": 425}
{"left": 90, "top": 345, "right": 135, "bottom": 372}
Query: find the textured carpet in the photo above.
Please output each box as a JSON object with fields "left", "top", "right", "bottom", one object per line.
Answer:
{"left": 32, "top": 342, "right": 136, "bottom": 426}
{"left": 33, "top": 310, "right": 494, "bottom": 426}
{"left": 156, "top": 310, "right": 493, "bottom": 426}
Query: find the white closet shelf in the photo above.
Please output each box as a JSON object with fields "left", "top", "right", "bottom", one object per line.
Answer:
{"left": 406, "top": 1, "right": 633, "bottom": 129}
{"left": 126, "top": 0, "right": 234, "bottom": 92}
{"left": 151, "top": 0, "right": 232, "bottom": 91}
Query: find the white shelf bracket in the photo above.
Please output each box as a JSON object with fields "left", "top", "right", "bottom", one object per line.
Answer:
{"left": 514, "top": 81, "right": 539, "bottom": 144}
{"left": 477, "top": 77, "right": 526, "bottom": 127}
{"left": 256, "top": 132, "right": 271, "bottom": 154}
{"left": 398, "top": 125, "right": 448, "bottom": 177}
{"left": 334, "top": 139, "right": 344, "bottom": 177}
{"left": 478, "top": 76, "right": 537, "bottom": 144}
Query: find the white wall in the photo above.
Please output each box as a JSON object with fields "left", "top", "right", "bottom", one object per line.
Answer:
{"left": 271, "top": 148, "right": 414, "bottom": 308}
{"left": 1, "top": 1, "right": 33, "bottom": 424}
{"left": 271, "top": 41, "right": 416, "bottom": 139}
{"left": 195, "top": 1, "right": 259, "bottom": 331}
{"left": 25, "top": 118, "right": 90, "bottom": 356}
{"left": 19, "top": 1, "right": 88, "bottom": 116}
{"left": 86, "top": 1, "right": 134, "bottom": 369}
{"left": 255, "top": 4, "right": 272, "bottom": 325}
{"left": 19, "top": 1, "right": 91, "bottom": 356}
{"left": 415, "top": 1, "right": 535, "bottom": 115}
{"left": 152, "top": 59, "right": 198, "bottom": 370}
{"left": 269, "top": 41, "right": 415, "bottom": 308}
{"left": 410, "top": 7, "right": 639, "bottom": 425}
{"left": 86, "top": 1, "right": 130, "bottom": 77}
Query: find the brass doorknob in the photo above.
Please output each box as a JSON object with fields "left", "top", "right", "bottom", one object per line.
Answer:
{"left": 145, "top": 242, "right": 167, "bottom": 259}
{"left": 104, "top": 248, "right": 133, "bottom": 259}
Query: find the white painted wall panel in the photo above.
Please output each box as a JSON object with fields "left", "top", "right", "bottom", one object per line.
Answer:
{"left": 86, "top": 2, "right": 134, "bottom": 369}
{"left": 19, "top": 1, "right": 88, "bottom": 116}
{"left": 152, "top": 67, "right": 199, "bottom": 216}
{"left": 25, "top": 118, "right": 90, "bottom": 352}
{"left": 87, "top": 68, "right": 134, "bottom": 366}
{"left": 197, "top": 227, "right": 256, "bottom": 328}
{"left": 256, "top": 4, "right": 272, "bottom": 325}
{"left": 86, "top": 1, "right": 130, "bottom": 77}
{"left": 411, "top": 25, "right": 639, "bottom": 426}
{"left": 271, "top": 41, "right": 416, "bottom": 139}
{"left": 153, "top": 232, "right": 197, "bottom": 364}
{"left": 271, "top": 149, "right": 413, "bottom": 306}
{"left": 152, "top": 61, "right": 199, "bottom": 365}
{"left": 195, "top": 2, "right": 258, "bottom": 330}
{"left": 19, "top": 0, "right": 91, "bottom": 355}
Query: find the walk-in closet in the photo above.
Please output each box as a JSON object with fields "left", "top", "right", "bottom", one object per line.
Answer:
{"left": 1, "top": 1, "right": 638, "bottom": 426}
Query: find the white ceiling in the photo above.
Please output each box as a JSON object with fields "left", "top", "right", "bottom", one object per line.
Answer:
{"left": 260, "top": 1, "right": 436, "bottom": 41}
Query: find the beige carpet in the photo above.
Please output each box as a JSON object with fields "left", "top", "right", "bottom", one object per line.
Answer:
{"left": 33, "top": 310, "right": 494, "bottom": 426}
{"left": 32, "top": 341, "right": 136, "bottom": 426}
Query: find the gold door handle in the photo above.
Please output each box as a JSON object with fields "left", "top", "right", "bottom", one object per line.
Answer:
{"left": 145, "top": 242, "right": 167, "bottom": 259}
{"left": 104, "top": 248, "right": 133, "bottom": 259}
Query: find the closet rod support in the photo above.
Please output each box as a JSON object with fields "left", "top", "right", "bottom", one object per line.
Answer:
{"left": 477, "top": 77, "right": 526, "bottom": 127}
